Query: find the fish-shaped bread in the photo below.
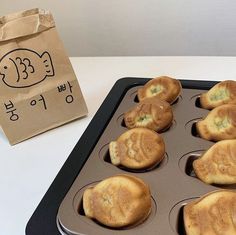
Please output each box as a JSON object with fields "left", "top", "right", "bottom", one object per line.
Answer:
{"left": 200, "top": 80, "right": 236, "bottom": 109}
{"left": 83, "top": 174, "right": 151, "bottom": 228}
{"left": 184, "top": 190, "right": 236, "bottom": 235}
{"left": 196, "top": 104, "right": 236, "bottom": 141}
{"left": 0, "top": 48, "right": 54, "bottom": 88}
{"left": 124, "top": 97, "right": 173, "bottom": 132}
{"left": 193, "top": 140, "right": 236, "bottom": 184}
{"left": 137, "top": 76, "right": 182, "bottom": 104}
{"left": 109, "top": 128, "right": 165, "bottom": 170}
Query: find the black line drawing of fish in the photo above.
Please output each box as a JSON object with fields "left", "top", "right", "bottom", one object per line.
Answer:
{"left": 0, "top": 48, "right": 55, "bottom": 88}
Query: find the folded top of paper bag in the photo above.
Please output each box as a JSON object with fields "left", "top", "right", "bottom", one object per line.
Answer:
{"left": 0, "top": 8, "right": 55, "bottom": 41}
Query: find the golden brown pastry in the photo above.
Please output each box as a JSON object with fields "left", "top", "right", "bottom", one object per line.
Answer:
{"left": 193, "top": 140, "right": 236, "bottom": 184}
{"left": 83, "top": 174, "right": 151, "bottom": 228}
{"left": 184, "top": 190, "right": 236, "bottom": 235}
{"left": 200, "top": 80, "right": 236, "bottom": 109}
{"left": 124, "top": 97, "right": 173, "bottom": 132}
{"left": 196, "top": 104, "right": 236, "bottom": 141}
{"left": 109, "top": 128, "right": 165, "bottom": 170}
{"left": 137, "top": 76, "right": 182, "bottom": 104}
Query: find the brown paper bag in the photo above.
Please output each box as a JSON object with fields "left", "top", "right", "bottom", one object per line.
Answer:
{"left": 0, "top": 8, "right": 88, "bottom": 145}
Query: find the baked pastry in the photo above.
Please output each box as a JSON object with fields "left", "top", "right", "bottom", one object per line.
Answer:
{"left": 196, "top": 104, "right": 236, "bottom": 141}
{"left": 124, "top": 97, "right": 173, "bottom": 132}
{"left": 137, "top": 76, "right": 182, "bottom": 104}
{"left": 83, "top": 174, "right": 151, "bottom": 228}
{"left": 184, "top": 190, "right": 236, "bottom": 235}
{"left": 109, "top": 128, "right": 165, "bottom": 170}
{"left": 193, "top": 139, "right": 236, "bottom": 184}
{"left": 200, "top": 80, "right": 236, "bottom": 109}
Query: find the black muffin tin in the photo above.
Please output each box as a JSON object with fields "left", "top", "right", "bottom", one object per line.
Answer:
{"left": 26, "top": 77, "right": 226, "bottom": 235}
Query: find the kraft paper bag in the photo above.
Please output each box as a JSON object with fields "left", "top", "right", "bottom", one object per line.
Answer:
{"left": 0, "top": 8, "right": 88, "bottom": 145}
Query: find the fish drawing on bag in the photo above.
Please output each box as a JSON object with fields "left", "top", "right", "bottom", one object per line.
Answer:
{"left": 0, "top": 48, "right": 55, "bottom": 88}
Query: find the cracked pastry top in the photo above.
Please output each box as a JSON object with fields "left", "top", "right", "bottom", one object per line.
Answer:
{"left": 200, "top": 80, "right": 236, "bottom": 109}
{"left": 137, "top": 76, "right": 182, "bottom": 104}
{"left": 196, "top": 104, "right": 236, "bottom": 141}
{"left": 124, "top": 97, "right": 173, "bottom": 132}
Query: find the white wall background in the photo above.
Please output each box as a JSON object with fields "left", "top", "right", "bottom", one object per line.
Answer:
{"left": 1, "top": 0, "right": 236, "bottom": 56}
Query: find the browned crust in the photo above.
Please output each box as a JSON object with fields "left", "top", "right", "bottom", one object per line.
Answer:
{"left": 196, "top": 120, "right": 211, "bottom": 141}
{"left": 82, "top": 174, "right": 152, "bottom": 228}
{"left": 109, "top": 128, "right": 165, "bottom": 170}
{"left": 193, "top": 140, "right": 236, "bottom": 185}
{"left": 137, "top": 76, "right": 182, "bottom": 103}
{"left": 184, "top": 190, "right": 236, "bottom": 235}
{"left": 200, "top": 80, "right": 236, "bottom": 109}
{"left": 192, "top": 159, "right": 205, "bottom": 183}
{"left": 124, "top": 97, "right": 173, "bottom": 132}
{"left": 199, "top": 93, "right": 208, "bottom": 109}
{"left": 196, "top": 104, "right": 236, "bottom": 141}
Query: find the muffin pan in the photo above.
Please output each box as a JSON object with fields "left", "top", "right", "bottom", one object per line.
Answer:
{"left": 26, "top": 78, "right": 226, "bottom": 235}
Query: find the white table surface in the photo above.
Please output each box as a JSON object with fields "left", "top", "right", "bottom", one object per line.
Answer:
{"left": 1, "top": 56, "right": 236, "bottom": 235}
